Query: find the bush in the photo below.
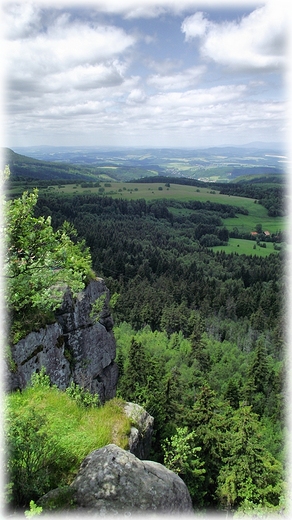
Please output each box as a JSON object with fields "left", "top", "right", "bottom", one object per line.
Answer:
{"left": 65, "top": 381, "right": 100, "bottom": 408}
{"left": 5, "top": 406, "right": 73, "bottom": 507}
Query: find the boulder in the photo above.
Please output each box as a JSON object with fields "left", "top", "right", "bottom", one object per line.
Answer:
{"left": 39, "top": 444, "right": 194, "bottom": 515}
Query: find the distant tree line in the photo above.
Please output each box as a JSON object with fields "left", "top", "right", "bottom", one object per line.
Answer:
{"left": 134, "top": 175, "right": 286, "bottom": 217}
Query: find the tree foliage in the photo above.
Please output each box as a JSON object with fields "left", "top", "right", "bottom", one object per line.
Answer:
{"left": 162, "top": 426, "right": 205, "bottom": 503}
{"left": 114, "top": 324, "right": 286, "bottom": 512}
{"left": 216, "top": 405, "right": 285, "bottom": 512}
{"left": 4, "top": 180, "right": 286, "bottom": 514}
{"left": 5, "top": 189, "right": 94, "bottom": 342}
{"left": 5, "top": 405, "right": 69, "bottom": 507}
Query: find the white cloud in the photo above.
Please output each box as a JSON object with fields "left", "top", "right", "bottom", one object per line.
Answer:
{"left": 5, "top": 22, "right": 135, "bottom": 74}
{"left": 3, "top": 1, "right": 286, "bottom": 148}
{"left": 4, "top": 3, "right": 43, "bottom": 39}
{"left": 4, "top": 4, "right": 136, "bottom": 89}
{"left": 47, "top": 23, "right": 135, "bottom": 67}
{"left": 4, "top": 1, "right": 259, "bottom": 20}
{"left": 147, "top": 66, "right": 206, "bottom": 91}
{"left": 181, "top": 12, "right": 211, "bottom": 39}
{"left": 127, "top": 88, "right": 147, "bottom": 104}
{"left": 181, "top": 3, "right": 287, "bottom": 71}
{"left": 151, "top": 84, "right": 248, "bottom": 109}
{"left": 117, "top": 83, "right": 285, "bottom": 143}
{"left": 49, "top": 63, "right": 126, "bottom": 92}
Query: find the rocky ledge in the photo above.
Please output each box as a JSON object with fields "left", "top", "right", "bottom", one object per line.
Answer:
{"left": 6, "top": 278, "right": 118, "bottom": 403}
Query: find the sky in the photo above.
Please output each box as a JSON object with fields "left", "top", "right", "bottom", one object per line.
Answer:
{"left": 1, "top": 0, "right": 290, "bottom": 149}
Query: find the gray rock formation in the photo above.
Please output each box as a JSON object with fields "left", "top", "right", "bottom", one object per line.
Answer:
{"left": 124, "top": 402, "right": 154, "bottom": 459}
{"left": 6, "top": 278, "right": 118, "bottom": 403}
{"left": 39, "top": 444, "right": 194, "bottom": 515}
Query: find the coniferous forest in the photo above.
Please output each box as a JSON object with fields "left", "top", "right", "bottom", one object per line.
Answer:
{"left": 4, "top": 170, "right": 288, "bottom": 516}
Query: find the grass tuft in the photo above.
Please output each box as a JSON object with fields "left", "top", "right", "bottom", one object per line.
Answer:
{"left": 6, "top": 387, "right": 132, "bottom": 484}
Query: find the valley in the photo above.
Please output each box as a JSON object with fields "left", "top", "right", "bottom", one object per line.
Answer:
{"left": 3, "top": 145, "right": 288, "bottom": 515}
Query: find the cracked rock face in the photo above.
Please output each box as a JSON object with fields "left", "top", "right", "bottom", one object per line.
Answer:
{"left": 6, "top": 279, "right": 118, "bottom": 403}
{"left": 70, "top": 444, "right": 194, "bottom": 514}
{"left": 124, "top": 402, "right": 154, "bottom": 460}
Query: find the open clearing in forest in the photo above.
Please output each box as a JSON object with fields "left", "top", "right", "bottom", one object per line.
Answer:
{"left": 211, "top": 238, "right": 283, "bottom": 257}
{"left": 39, "top": 181, "right": 285, "bottom": 235}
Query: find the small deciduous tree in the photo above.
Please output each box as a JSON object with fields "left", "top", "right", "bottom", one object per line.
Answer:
{"left": 162, "top": 426, "right": 205, "bottom": 506}
{"left": 4, "top": 189, "right": 94, "bottom": 342}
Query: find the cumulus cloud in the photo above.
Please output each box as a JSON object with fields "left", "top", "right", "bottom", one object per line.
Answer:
{"left": 7, "top": 25, "right": 134, "bottom": 73}
{"left": 181, "top": 12, "right": 211, "bottom": 39}
{"left": 3, "top": 1, "right": 286, "bottom": 148}
{"left": 4, "top": 4, "right": 136, "bottom": 98}
{"left": 181, "top": 3, "right": 287, "bottom": 71}
{"left": 127, "top": 88, "right": 147, "bottom": 104}
{"left": 147, "top": 66, "right": 206, "bottom": 91}
{"left": 4, "top": 2, "right": 43, "bottom": 39}
{"left": 120, "top": 83, "right": 285, "bottom": 143}
{"left": 121, "top": 86, "right": 285, "bottom": 147}
{"left": 8, "top": 79, "right": 285, "bottom": 147}
{"left": 50, "top": 63, "right": 126, "bottom": 93}
{"left": 149, "top": 84, "right": 248, "bottom": 112}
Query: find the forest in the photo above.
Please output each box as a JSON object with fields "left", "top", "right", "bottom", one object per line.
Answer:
{"left": 4, "top": 170, "right": 288, "bottom": 516}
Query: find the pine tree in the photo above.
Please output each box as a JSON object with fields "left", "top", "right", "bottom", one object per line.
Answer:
{"left": 245, "top": 337, "right": 273, "bottom": 416}
{"left": 185, "top": 385, "right": 231, "bottom": 507}
{"left": 189, "top": 312, "right": 210, "bottom": 372}
{"left": 224, "top": 379, "right": 240, "bottom": 410}
{"left": 118, "top": 337, "right": 147, "bottom": 400}
{"left": 216, "top": 405, "right": 284, "bottom": 513}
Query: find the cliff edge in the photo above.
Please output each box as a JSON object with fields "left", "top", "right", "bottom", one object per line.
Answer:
{"left": 6, "top": 278, "right": 118, "bottom": 403}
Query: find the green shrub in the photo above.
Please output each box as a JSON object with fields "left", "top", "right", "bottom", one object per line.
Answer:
{"left": 24, "top": 501, "right": 43, "bottom": 517}
{"left": 30, "top": 366, "right": 51, "bottom": 389}
{"left": 6, "top": 405, "right": 73, "bottom": 507}
{"left": 65, "top": 381, "right": 100, "bottom": 408}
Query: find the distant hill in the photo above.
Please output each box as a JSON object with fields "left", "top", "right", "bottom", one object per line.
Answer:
{"left": 2, "top": 146, "right": 285, "bottom": 185}
{"left": 2, "top": 148, "right": 99, "bottom": 182}
{"left": 235, "top": 141, "right": 285, "bottom": 151}
{"left": 3, "top": 148, "right": 161, "bottom": 184}
{"left": 4, "top": 148, "right": 43, "bottom": 165}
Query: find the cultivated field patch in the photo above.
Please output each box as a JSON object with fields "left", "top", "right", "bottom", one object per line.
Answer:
{"left": 211, "top": 238, "right": 283, "bottom": 257}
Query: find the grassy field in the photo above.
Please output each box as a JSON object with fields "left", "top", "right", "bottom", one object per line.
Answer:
{"left": 222, "top": 214, "right": 284, "bottom": 235}
{"left": 42, "top": 181, "right": 255, "bottom": 208}
{"left": 211, "top": 238, "right": 282, "bottom": 257}
{"left": 7, "top": 387, "right": 132, "bottom": 479}
{"left": 38, "top": 181, "right": 285, "bottom": 235}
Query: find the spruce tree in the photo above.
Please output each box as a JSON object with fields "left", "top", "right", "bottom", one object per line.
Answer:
{"left": 216, "top": 405, "right": 284, "bottom": 513}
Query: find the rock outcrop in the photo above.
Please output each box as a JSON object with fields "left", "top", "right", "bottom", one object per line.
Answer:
{"left": 39, "top": 444, "right": 194, "bottom": 515}
{"left": 6, "top": 278, "right": 118, "bottom": 403}
{"left": 124, "top": 402, "right": 154, "bottom": 459}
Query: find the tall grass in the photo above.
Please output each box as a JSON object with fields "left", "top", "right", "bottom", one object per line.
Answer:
{"left": 6, "top": 386, "right": 132, "bottom": 484}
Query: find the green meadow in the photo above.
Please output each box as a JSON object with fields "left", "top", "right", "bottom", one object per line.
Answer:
{"left": 39, "top": 181, "right": 285, "bottom": 235}
{"left": 211, "top": 238, "right": 282, "bottom": 257}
